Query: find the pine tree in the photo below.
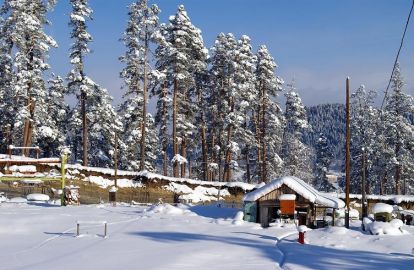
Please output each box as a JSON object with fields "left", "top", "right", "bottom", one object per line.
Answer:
{"left": 207, "top": 33, "right": 238, "bottom": 181}
{"left": 282, "top": 82, "right": 313, "bottom": 182}
{"left": 314, "top": 133, "right": 334, "bottom": 191}
{"left": 153, "top": 5, "right": 208, "bottom": 177}
{"left": 255, "top": 45, "right": 284, "bottom": 182}
{"left": 382, "top": 63, "right": 414, "bottom": 194}
{"left": 67, "top": 0, "right": 93, "bottom": 165}
{"left": 37, "top": 75, "right": 69, "bottom": 157}
{"left": 349, "top": 85, "right": 377, "bottom": 194}
{"left": 68, "top": 0, "right": 121, "bottom": 167}
{"left": 0, "top": 0, "right": 58, "bottom": 154}
{"left": 119, "top": 0, "right": 160, "bottom": 171}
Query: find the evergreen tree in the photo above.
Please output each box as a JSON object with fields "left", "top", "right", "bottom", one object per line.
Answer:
{"left": 0, "top": 0, "right": 57, "bottom": 154}
{"left": 255, "top": 45, "right": 284, "bottom": 182}
{"left": 314, "top": 133, "right": 334, "bottom": 191}
{"left": 153, "top": 5, "right": 208, "bottom": 177}
{"left": 282, "top": 82, "right": 313, "bottom": 182}
{"left": 382, "top": 63, "right": 414, "bottom": 194}
{"left": 119, "top": 0, "right": 160, "bottom": 171}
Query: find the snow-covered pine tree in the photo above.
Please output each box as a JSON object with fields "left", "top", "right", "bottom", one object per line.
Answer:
{"left": 0, "top": 0, "right": 58, "bottom": 154}
{"left": 231, "top": 35, "right": 257, "bottom": 183}
{"left": 153, "top": 5, "right": 208, "bottom": 177}
{"left": 313, "top": 133, "right": 334, "bottom": 191}
{"left": 349, "top": 85, "right": 377, "bottom": 194}
{"left": 119, "top": 0, "right": 160, "bottom": 172}
{"left": 282, "top": 82, "right": 313, "bottom": 182}
{"left": 255, "top": 45, "right": 284, "bottom": 182}
{"left": 37, "top": 75, "right": 69, "bottom": 157}
{"left": 382, "top": 63, "right": 414, "bottom": 194}
{"left": 67, "top": 0, "right": 93, "bottom": 165}
{"left": 207, "top": 33, "right": 238, "bottom": 181}
{"left": 68, "top": 0, "right": 122, "bottom": 167}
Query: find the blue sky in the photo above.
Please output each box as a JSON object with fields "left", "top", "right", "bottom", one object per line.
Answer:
{"left": 46, "top": 0, "right": 414, "bottom": 107}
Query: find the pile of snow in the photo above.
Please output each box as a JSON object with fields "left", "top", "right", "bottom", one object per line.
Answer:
{"left": 372, "top": 203, "right": 394, "bottom": 214}
{"left": 27, "top": 193, "right": 50, "bottom": 202}
{"left": 232, "top": 211, "right": 244, "bottom": 225}
{"left": 367, "top": 220, "right": 406, "bottom": 235}
{"left": 146, "top": 203, "right": 192, "bottom": 215}
{"left": 244, "top": 176, "right": 345, "bottom": 208}
{"left": 329, "top": 208, "right": 360, "bottom": 219}
{"left": 9, "top": 197, "right": 27, "bottom": 203}
{"left": 0, "top": 192, "right": 7, "bottom": 203}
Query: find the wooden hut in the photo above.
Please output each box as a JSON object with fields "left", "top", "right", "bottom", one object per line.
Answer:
{"left": 243, "top": 176, "right": 345, "bottom": 228}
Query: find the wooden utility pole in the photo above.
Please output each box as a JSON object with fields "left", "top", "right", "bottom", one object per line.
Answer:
{"left": 345, "top": 77, "right": 351, "bottom": 229}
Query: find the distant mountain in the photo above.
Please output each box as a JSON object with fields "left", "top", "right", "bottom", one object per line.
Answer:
{"left": 303, "top": 103, "right": 345, "bottom": 162}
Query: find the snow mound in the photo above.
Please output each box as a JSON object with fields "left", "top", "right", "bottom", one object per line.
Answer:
{"left": 147, "top": 204, "right": 191, "bottom": 215}
{"left": 9, "top": 197, "right": 27, "bottom": 203}
{"left": 27, "top": 194, "right": 50, "bottom": 201}
{"left": 8, "top": 165, "right": 37, "bottom": 173}
{"left": 232, "top": 211, "right": 244, "bottom": 225}
{"left": 368, "top": 221, "right": 406, "bottom": 235}
{"left": 372, "top": 203, "right": 394, "bottom": 214}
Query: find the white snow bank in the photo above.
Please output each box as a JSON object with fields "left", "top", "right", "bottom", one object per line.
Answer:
{"left": 27, "top": 194, "right": 50, "bottom": 201}
{"left": 146, "top": 204, "right": 192, "bottom": 215}
{"left": 279, "top": 194, "right": 296, "bottom": 200}
{"left": 163, "top": 182, "right": 231, "bottom": 203}
{"left": 232, "top": 211, "right": 244, "bottom": 225}
{"left": 330, "top": 208, "right": 360, "bottom": 219}
{"left": 368, "top": 220, "right": 406, "bottom": 235}
{"left": 244, "top": 176, "right": 345, "bottom": 208}
{"left": 372, "top": 203, "right": 394, "bottom": 214}
{"left": 9, "top": 197, "right": 27, "bottom": 203}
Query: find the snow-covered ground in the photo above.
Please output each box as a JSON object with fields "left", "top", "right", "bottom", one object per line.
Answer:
{"left": 0, "top": 202, "right": 413, "bottom": 270}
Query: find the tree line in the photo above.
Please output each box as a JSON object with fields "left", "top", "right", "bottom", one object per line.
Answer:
{"left": 0, "top": 1, "right": 413, "bottom": 194}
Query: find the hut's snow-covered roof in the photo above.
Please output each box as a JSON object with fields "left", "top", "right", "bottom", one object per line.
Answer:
{"left": 243, "top": 176, "right": 345, "bottom": 209}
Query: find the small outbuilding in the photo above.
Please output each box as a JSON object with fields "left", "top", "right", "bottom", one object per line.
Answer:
{"left": 243, "top": 176, "right": 345, "bottom": 228}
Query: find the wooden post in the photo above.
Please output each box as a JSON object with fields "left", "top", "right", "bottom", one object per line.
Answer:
{"left": 104, "top": 222, "right": 107, "bottom": 238}
{"left": 361, "top": 148, "right": 367, "bottom": 218}
{"left": 61, "top": 153, "right": 67, "bottom": 206}
{"left": 114, "top": 133, "right": 118, "bottom": 188}
{"left": 77, "top": 223, "right": 80, "bottom": 236}
{"left": 345, "top": 77, "right": 351, "bottom": 229}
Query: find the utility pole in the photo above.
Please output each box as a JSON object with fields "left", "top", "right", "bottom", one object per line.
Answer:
{"left": 345, "top": 77, "right": 351, "bottom": 229}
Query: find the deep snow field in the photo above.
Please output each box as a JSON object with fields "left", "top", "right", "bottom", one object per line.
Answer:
{"left": 0, "top": 202, "right": 413, "bottom": 270}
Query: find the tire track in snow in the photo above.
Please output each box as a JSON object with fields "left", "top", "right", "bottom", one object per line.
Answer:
{"left": 274, "top": 231, "right": 297, "bottom": 270}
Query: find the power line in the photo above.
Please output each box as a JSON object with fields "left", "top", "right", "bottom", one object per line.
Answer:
{"left": 381, "top": 0, "right": 414, "bottom": 110}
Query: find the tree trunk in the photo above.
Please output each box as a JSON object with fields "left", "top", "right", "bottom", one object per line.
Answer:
{"left": 201, "top": 123, "right": 208, "bottom": 181}
{"left": 395, "top": 141, "right": 401, "bottom": 195}
{"left": 181, "top": 137, "right": 186, "bottom": 178}
{"left": 140, "top": 38, "right": 149, "bottom": 171}
{"left": 261, "top": 86, "right": 267, "bottom": 183}
{"left": 163, "top": 148, "right": 168, "bottom": 176}
{"left": 172, "top": 78, "right": 178, "bottom": 177}
{"left": 81, "top": 89, "right": 88, "bottom": 166}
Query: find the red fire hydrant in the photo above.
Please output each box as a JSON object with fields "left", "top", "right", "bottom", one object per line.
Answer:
{"left": 297, "top": 225, "right": 308, "bottom": 244}
{"left": 298, "top": 231, "right": 305, "bottom": 244}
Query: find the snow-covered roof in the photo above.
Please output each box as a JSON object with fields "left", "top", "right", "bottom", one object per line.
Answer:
{"left": 243, "top": 176, "right": 345, "bottom": 209}
{"left": 324, "top": 193, "right": 414, "bottom": 204}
